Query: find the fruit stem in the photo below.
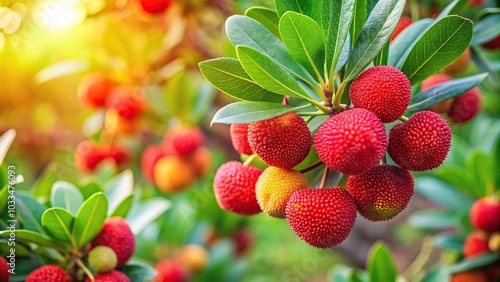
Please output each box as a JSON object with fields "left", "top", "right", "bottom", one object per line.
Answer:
{"left": 300, "top": 161, "right": 324, "bottom": 173}
{"left": 76, "top": 258, "right": 95, "bottom": 282}
{"left": 243, "top": 154, "right": 258, "bottom": 166}
{"left": 320, "top": 167, "right": 330, "bottom": 188}
{"left": 380, "top": 154, "right": 387, "bottom": 165}
{"left": 307, "top": 98, "right": 332, "bottom": 114}
{"left": 398, "top": 115, "right": 409, "bottom": 122}
{"left": 297, "top": 111, "right": 328, "bottom": 117}
{"left": 333, "top": 81, "right": 348, "bottom": 110}
{"left": 305, "top": 115, "right": 316, "bottom": 124}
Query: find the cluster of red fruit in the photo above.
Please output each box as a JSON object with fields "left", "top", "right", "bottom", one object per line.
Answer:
{"left": 141, "top": 126, "right": 212, "bottom": 193}
{"left": 452, "top": 198, "right": 500, "bottom": 282}
{"left": 139, "top": 0, "right": 173, "bottom": 15}
{"left": 213, "top": 65, "right": 454, "bottom": 249}
{"left": 154, "top": 244, "right": 209, "bottom": 282}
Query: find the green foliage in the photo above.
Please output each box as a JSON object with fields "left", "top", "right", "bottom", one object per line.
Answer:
{"left": 73, "top": 192, "right": 108, "bottom": 248}
{"left": 42, "top": 208, "right": 75, "bottom": 244}
{"left": 367, "top": 243, "right": 397, "bottom": 282}
{"left": 51, "top": 181, "right": 84, "bottom": 215}
{"left": 211, "top": 101, "right": 304, "bottom": 124}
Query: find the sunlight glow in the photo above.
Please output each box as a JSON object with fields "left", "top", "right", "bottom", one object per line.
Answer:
{"left": 35, "top": 0, "right": 86, "bottom": 29}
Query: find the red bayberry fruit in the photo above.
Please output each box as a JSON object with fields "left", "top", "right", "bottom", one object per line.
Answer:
{"left": 26, "top": 265, "right": 71, "bottom": 282}
{"left": 285, "top": 188, "right": 357, "bottom": 248}
{"left": 248, "top": 112, "right": 312, "bottom": 169}
{"left": 231, "top": 228, "right": 254, "bottom": 256}
{"left": 139, "top": 0, "right": 173, "bottom": 14}
{"left": 75, "top": 140, "right": 107, "bottom": 173}
{"left": 107, "top": 87, "right": 143, "bottom": 120}
{"left": 451, "top": 270, "right": 488, "bottom": 282}
{"left": 85, "top": 270, "right": 130, "bottom": 282}
{"left": 349, "top": 66, "right": 411, "bottom": 122}
{"left": 482, "top": 35, "right": 500, "bottom": 50}
{"left": 155, "top": 259, "right": 189, "bottom": 282}
{"left": 347, "top": 165, "right": 414, "bottom": 221}
{"left": 0, "top": 257, "right": 9, "bottom": 282}
{"left": 447, "top": 88, "right": 482, "bottom": 124}
{"left": 388, "top": 111, "right": 451, "bottom": 171}
{"left": 141, "top": 144, "right": 165, "bottom": 183}
{"left": 91, "top": 217, "right": 136, "bottom": 267}
{"left": 314, "top": 108, "right": 387, "bottom": 175}
{"left": 78, "top": 74, "right": 116, "bottom": 108}
{"left": 163, "top": 126, "right": 204, "bottom": 156}
{"left": 230, "top": 124, "right": 253, "bottom": 155}
{"left": 463, "top": 232, "right": 490, "bottom": 258}
{"left": 213, "top": 161, "right": 262, "bottom": 215}
{"left": 391, "top": 16, "right": 412, "bottom": 41}
{"left": 470, "top": 198, "right": 500, "bottom": 233}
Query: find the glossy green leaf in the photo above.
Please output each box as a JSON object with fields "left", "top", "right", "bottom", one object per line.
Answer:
{"left": 344, "top": 0, "right": 405, "bottom": 81}
{"left": 41, "top": 208, "right": 75, "bottom": 244}
{"left": 245, "top": 7, "right": 280, "bottom": 38}
{"left": 0, "top": 187, "right": 7, "bottom": 213}
{"left": 225, "top": 15, "right": 317, "bottom": 86}
{"left": 274, "top": 0, "right": 321, "bottom": 23}
{"left": 127, "top": 197, "right": 170, "bottom": 235}
{"left": 450, "top": 253, "right": 500, "bottom": 273}
{"left": 111, "top": 195, "right": 134, "bottom": 218}
{"left": 421, "top": 267, "right": 450, "bottom": 282}
{"left": 349, "top": 0, "right": 367, "bottom": 48}
{"left": 408, "top": 73, "right": 487, "bottom": 112}
{"left": 466, "top": 150, "right": 490, "bottom": 198}
{"left": 374, "top": 43, "right": 389, "bottom": 66}
{"left": 211, "top": 101, "right": 304, "bottom": 125}
{"left": 435, "top": 166, "right": 475, "bottom": 197}
{"left": 433, "top": 234, "right": 464, "bottom": 251}
{"left": 389, "top": 19, "right": 433, "bottom": 67}
{"left": 322, "top": 0, "right": 355, "bottom": 77}
{"left": 236, "top": 46, "right": 310, "bottom": 98}
{"left": 50, "top": 181, "right": 84, "bottom": 215}
{"left": 0, "top": 230, "right": 66, "bottom": 251}
{"left": 32, "top": 163, "right": 58, "bottom": 198}
{"left": 121, "top": 263, "right": 157, "bottom": 282}
{"left": 334, "top": 36, "right": 351, "bottom": 75}
{"left": 401, "top": 16, "right": 473, "bottom": 85}
{"left": 73, "top": 192, "right": 108, "bottom": 249}
{"left": 104, "top": 170, "right": 134, "bottom": 216}
{"left": 279, "top": 12, "right": 325, "bottom": 81}
{"left": 471, "top": 14, "right": 500, "bottom": 46}
{"left": 16, "top": 193, "right": 47, "bottom": 234}
{"left": 199, "top": 58, "right": 282, "bottom": 103}
{"left": 0, "top": 129, "right": 15, "bottom": 165}
{"left": 367, "top": 243, "right": 397, "bottom": 282}
{"left": 408, "top": 210, "right": 459, "bottom": 229}
{"left": 415, "top": 177, "right": 475, "bottom": 212}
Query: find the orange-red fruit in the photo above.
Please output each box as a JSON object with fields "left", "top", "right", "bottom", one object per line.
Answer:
{"left": 285, "top": 188, "right": 357, "bottom": 248}
{"left": 163, "top": 127, "right": 204, "bottom": 156}
{"left": 255, "top": 167, "right": 308, "bottom": 218}
{"left": 230, "top": 124, "right": 253, "bottom": 155}
{"left": 213, "top": 161, "right": 262, "bottom": 215}
{"left": 153, "top": 155, "right": 194, "bottom": 193}
{"left": 108, "top": 145, "right": 130, "bottom": 167}
{"left": 482, "top": 35, "right": 500, "bottom": 50}
{"left": 107, "top": 88, "right": 143, "bottom": 120}
{"left": 447, "top": 88, "right": 482, "bottom": 124}
{"left": 349, "top": 66, "right": 411, "bottom": 122}
{"left": 248, "top": 112, "right": 312, "bottom": 169}
{"left": 391, "top": 16, "right": 413, "bottom": 41}
{"left": 141, "top": 144, "right": 165, "bottom": 183}
{"left": 346, "top": 165, "right": 414, "bottom": 221}
{"left": 91, "top": 217, "right": 136, "bottom": 267}
{"left": 0, "top": 257, "right": 9, "bottom": 282}
{"left": 140, "top": 0, "right": 172, "bottom": 14}
{"left": 190, "top": 147, "right": 213, "bottom": 177}
{"left": 469, "top": 0, "right": 486, "bottom": 7}
{"left": 75, "top": 140, "right": 108, "bottom": 173}
{"left": 463, "top": 232, "right": 490, "bottom": 259}
{"left": 470, "top": 198, "right": 500, "bottom": 233}
{"left": 388, "top": 111, "right": 451, "bottom": 171}
{"left": 443, "top": 48, "right": 471, "bottom": 75}
{"left": 314, "top": 108, "right": 387, "bottom": 175}
{"left": 85, "top": 270, "right": 130, "bottom": 282}
{"left": 155, "top": 259, "right": 189, "bottom": 282}
{"left": 177, "top": 245, "right": 209, "bottom": 272}
{"left": 421, "top": 74, "right": 454, "bottom": 113}
{"left": 78, "top": 74, "right": 116, "bottom": 108}
{"left": 26, "top": 265, "right": 71, "bottom": 282}
{"left": 104, "top": 109, "right": 141, "bottom": 135}
{"left": 451, "top": 270, "right": 488, "bottom": 282}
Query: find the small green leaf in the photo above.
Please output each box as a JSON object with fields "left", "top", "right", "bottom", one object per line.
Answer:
{"left": 32, "top": 163, "right": 58, "bottom": 198}
{"left": 245, "top": 7, "right": 280, "bottom": 38}
{"left": 408, "top": 73, "right": 487, "bottom": 112}
{"left": 415, "top": 177, "right": 475, "bottom": 212}
{"left": 0, "top": 129, "right": 15, "bottom": 165}
{"left": 111, "top": 195, "right": 134, "bottom": 218}
{"left": 199, "top": 58, "right": 282, "bottom": 103}
{"left": 450, "top": 253, "right": 500, "bottom": 273}
{"left": 349, "top": 0, "right": 367, "bottom": 48}
{"left": 16, "top": 193, "right": 47, "bottom": 235}
{"left": 367, "top": 243, "right": 397, "bottom": 282}
{"left": 73, "top": 192, "right": 108, "bottom": 249}
{"left": 279, "top": 12, "right": 326, "bottom": 81}
{"left": 236, "top": 46, "right": 311, "bottom": 99}
{"left": 41, "top": 208, "right": 75, "bottom": 245}
{"left": 121, "top": 262, "right": 157, "bottom": 282}
{"left": 408, "top": 210, "right": 459, "bottom": 229}
{"left": 389, "top": 19, "right": 433, "bottom": 67}
{"left": 211, "top": 101, "right": 304, "bottom": 125}
{"left": 433, "top": 234, "right": 464, "bottom": 251}
{"left": 344, "top": 0, "right": 406, "bottom": 81}
{"left": 274, "top": 0, "right": 321, "bottom": 23}
{"left": 127, "top": 198, "right": 170, "bottom": 235}
{"left": 51, "top": 181, "right": 84, "bottom": 215}
{"left": 421, "top": 267, "right": 450, "bottom": 282}
{"left": 466, "top": 150, "right": 490, "bottom": 198}
{"left": 0, "top": 187, "right": 7, "bottom": 213}
{"left": 401, "top": 16, "right": 473, "bottom": 85}
{"left": 104, "top": 170, "right": 134, "bottom": 217}
{"left": 0, "top": 230, "right": 66, "bottom": 251}
{"left": 471, "top": 14, "right": 500, "bottom": 46}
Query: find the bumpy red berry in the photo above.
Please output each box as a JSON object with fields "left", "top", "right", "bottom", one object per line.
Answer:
{"left": 248, "top": 112, "right": 312, "bottom": 169}
{"left": 0, "top": 257, "right": 9, "bottom": 282}
{"left": 447, "top": 88, "right": 482, "bottom": 124}
{"left": 285, "top": 188, "right": 357, "bottom": 248}
{"left": 470, "top": 198, "right": 500, "bottom": 233}
{"left": 314, "top": 108, "right": 387, "bottom": 175}
{"left": 91, "top": 217, "right": 136, "bottom": 267}
{"left": 78, "top": 74, "right": 116, "bottom": 108}
{"left": 155, "top": 259, "right": 189, "bottom": 282}
{"left": 230, "top": 124, "right": 253, "bottom": 155}
{"left": 213, "top": 161, "right": 262, "bottom": 215}
{"left": 391, "top": 16, "right": 412, "bottom": 41}
{"left": 388, "top": 111, "right": 451, "bottom": 171}
{"left": 26, "top": 265, "right": 71, "bottom": 282}
{"left": 85, "top": 270, "right": 130, "bottom": 282}
{"left": 421, "top": 74, "right": 454, "bottom": 113}
{"left": 163, "top": 127, "right": 204, "bottom": 156}
{"left": 349, "top": 66, "right": 411, "bottom": 122}
{"left": 463, "top": 232, "right": 490, "bottom": 258}
{"left": 347, "top": 165, "right": 414, "bottom": 221}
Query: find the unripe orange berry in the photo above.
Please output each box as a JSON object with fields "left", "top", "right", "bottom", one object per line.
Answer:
{"left": 154, "top": 156, "right": 195, "bottom": 193}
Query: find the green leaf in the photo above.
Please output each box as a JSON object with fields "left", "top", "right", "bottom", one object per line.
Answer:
{"left": 111, "top": 195, "right": 134, "bottom": 218}
{"left": 374, "top": 43, "right": 389, "bottom": 66}
{"left": 211, "top": 101, "right": 304, "bottom": 125}
{"left": 16, "top": 193, "right": 47, "bottom": 234}
{"left": 349, "top": 0, "right": 367, "bottom": 48}
{"left": 127, "top": 197, "right": 170, "bottom": 235}
{"left": 415, "top": 177, "right": 475, "bottom": 212}
{"left": 0, "top": 129, "right": 15, "bottom": 165}
{"left": 32, "top": 163, "right": 58, "bottom": 198}
{"left": 50, "top": 181, "right": 84, "bottom": 215}
{"left": 401, "top": 16, "right": 473, "bottom": 85}
{"left": 329, "top": 266, "right": 351, "bottom": 282}
{"left": 435, "top": 0, "right": 460, "bottom": 20}
{"left": 367, "top": 243, "right": 397, "bottom": 282}
{"left": 0, "top": 187, "right": 7, "bottom": 213}
{"left": 472, "top": 14, "right": 500, "bottom": 46}
{"left": 104, "top": 170, "right": 134, "bottom": 217}
{"left": 344, "top": 0, "right": 405, "bottom": 81}
{"left": 435, "top": 166, "right": 475, "bottom": 197}
{"left": 389, "top": 19, "right": 434, "bottom": 67}
{"left": 121, "top": 262, "right": 157, "bottom": 282}
{"left": 274, "top": 0, "right": 321, "bottom": 23}
{"left": 322, "top": 0, "right": 355, "bottom": 78}
{"left": 0, "top": 229, "right": 66, "bottom": 251}
{"left": 408, "top": 73, "right": 487, "bottom": 112}
{"left": 470, "top": 48, "right": 500, "bottom": 87}
{"left": 421, "top": 267, "right": 450, "bottom": 282}
{"left": 450, "top": 253, "right": 500, "bottom": 273}
{"left": 466, "top": 150, "right": 490, "bottom": 198}
{"left": 433, "top": 234, "right": 464, "bottom": 251}
{"left": 408, "top": 210, "right": 459, "bottom": 229}
{"left": 73, "top": 192, "right": 108, "bottom": 249}
{"left": 245, "top": 7, "right": 280, "bottom": 38}
{"left": 41, "top": 208, "right": 75, "bottom": 244}
{"left": 236, "top": 46, "right": 311, "bottom": 99}
{"left": 279, "top": 12, "right": 325, "bottom": 81}
{"left": 334, "top": 36, "right": 351, "bottom": 75}
{"left": 225, "top": 15, "right": 317, "bottom": 86}
{"left": 199, "top": 58, "right": 282, "bottom": 103}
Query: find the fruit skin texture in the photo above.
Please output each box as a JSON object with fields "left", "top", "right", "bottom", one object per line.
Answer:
{"left": 391, "top": 16, "right": 412, "bottom": 41}
{"left": 0, "top": 257, "right": 9, "bottom": 282}
{"left": 248, "top": 112, "right": 312, "bottom": 169}
{"left": 213, "top": 161, "right": 262, "bottom": 215}
{"left": 140, "top": 0, "right": 172, "bottom": 14}
{"left": 178, "top": 245, "right": 209, "bottom": 272}
{"left": 26, "top": 265, "right": 71, "bottom": 282}
{"left": 314, "top": 108, "right": 387, "bottom": 175}
{"left": 85, "top": 270, "right": 130, "bottom": 282}
{"left": 463, "top": 232, "right": 490, "bottom": 259}
{"left": 141, "top": 144, "right": 165, "bottom": 183}
{"left": 349, "top": 66, "right": 411, "bottom": 122}
{"left": 447, "top": 88, "right": 482, "bottom": 124}
{"left": 88, "top": 246, "right": 118, "bottom": 273}
{"left": 285, "top": 188, "right": 357, "bottom": 248}
{"left": 421, "top": 74, "right": 454, "bottom": 113}
{"left": 255, "top": 167, "right": 308, "bottom": 218}
{"left": 482, "top": 35, "right": 500, "bottom": 50}
{"left": 155, "top": 259, "right": 189, "bottom": 282}
{"left": 78, "top": 74, "right": 115, "bottom": 108}
{"left": 230, "top": 124, "right": 253, "bottom": 155}
{"left": 91, "top": 217, "right": 136, "bottom": 267}
{"left": 388, "top": 111, "right": 451, "bottom": 171}
{"left": 470, "top": 198, "right": 500, "bottom": 233}
{"left": 163, "top": 127, "right": 204, "bottom": 156}
{"left": 153, "top": 155, "right": 195, "bottom": 193}
{"left": 346, "top": 165, "right": 414, "bottom": 221}
{"left": 451, "top": 270, "right": 488, "bottom": 282}
{"left": 443, "top": 48, "right": 471, "bottom": 75}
